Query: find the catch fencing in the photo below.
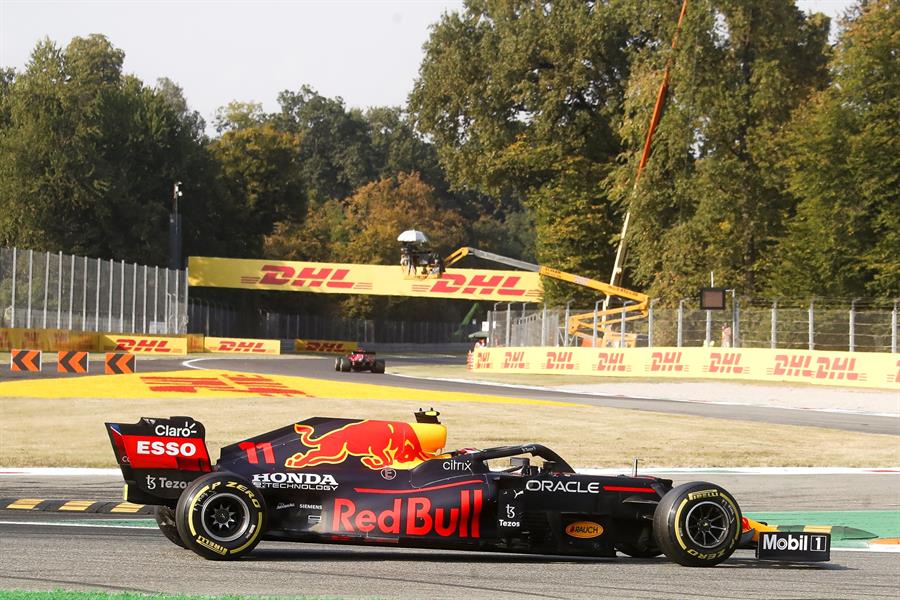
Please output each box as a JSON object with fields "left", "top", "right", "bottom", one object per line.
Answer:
{"left": 490, "top": 298, "right": 898, "bottom": 353}
{"left": 188, "top": 299, "right": 479, "bottom": 344}
{"left": 1, "top": 247, "right": 188, "bottom": 334}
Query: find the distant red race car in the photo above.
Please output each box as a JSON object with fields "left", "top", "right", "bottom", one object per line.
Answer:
{"left": 334, "top": 348, "right": 385, "bottom": 374}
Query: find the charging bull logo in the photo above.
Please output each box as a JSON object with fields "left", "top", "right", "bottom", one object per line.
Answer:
{"left": 286, "top": 421, "right": 432, "bottom": 470}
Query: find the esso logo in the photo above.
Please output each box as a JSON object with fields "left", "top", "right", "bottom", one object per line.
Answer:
{"left": 135, "top": 440, "right": 197, "bottom": 457}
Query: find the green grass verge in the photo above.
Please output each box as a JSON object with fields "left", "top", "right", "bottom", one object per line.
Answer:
{"left": 0, "top": 592, "right": 346, "bottom": 600}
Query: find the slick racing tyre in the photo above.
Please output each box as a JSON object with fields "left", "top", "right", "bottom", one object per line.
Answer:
{"left": 334, "top": 358, "right": 341, "bottom": 371}
{"left": 373, "top": 359, "right": 386, "bottom": 374}
{"left": 154, "top": 505, "right": 186, "bottom": 548}
{"left": 339, "top": 358, "right": 351, "bottom": 372}
{"left": 175, "top": 472, "right": 266, "bottom": 560}
{"left": 653, "top": 482, "right": 741, "bottom": 567}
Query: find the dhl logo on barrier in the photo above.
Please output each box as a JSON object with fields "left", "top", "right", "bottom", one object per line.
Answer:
{"left": 295, "top": 340, "right": 359, "bottom": 354}
{"left": 101, "top": 335, "right": 187, "bottom": 355}
{"left": 204, "top": 337, "right": 280, "bottom": 355}
{"left": 594, "top": 351, "right": 630, "bottom": 373}
{"left": 467, "top": 346, "right": 897, "bottom": 390}
{"left": 188, "top": 257, "right": 543, "bottom": 302}
{"left": 768, "top": 354, "right": 864, "bottom": 382}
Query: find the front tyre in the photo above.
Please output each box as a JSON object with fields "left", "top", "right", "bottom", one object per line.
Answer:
{"left": 154, "top": 505, "right": 186, "bottom": 548}
{"left": 653, "top": 482, "right": 741, "bottom": 567}
{"left": 175, "top": 472, "right": 266, "bottom": 560}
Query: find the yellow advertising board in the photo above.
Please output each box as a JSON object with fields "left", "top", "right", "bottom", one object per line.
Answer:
{"left": 470, "top": 346, "right": 899, "bottom": 390}
{"left": 204, "top": 336, "right": 280, "bottom": 355}
{"left": 0, "top": 328, "right": 95, "bottom": 352}
{"left": 99, "top": 334, "right": 187, "bottom": 355}
{"left": 188, "top": 256, "right": 543, "bottom": 302}
{"left": 294, "top": 339, "right": 360, "bottom": 354}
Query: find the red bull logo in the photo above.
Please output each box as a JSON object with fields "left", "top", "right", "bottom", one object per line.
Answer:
{"left": 332, "top": 489, "right": 483, "bottom": 538}
{"left": 286, "top": 420, "right": 433, "bottom": 470}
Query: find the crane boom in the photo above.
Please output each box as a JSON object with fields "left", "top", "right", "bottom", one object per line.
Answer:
{"left": 445, "top": 247, "right": 649, "bottom": 343}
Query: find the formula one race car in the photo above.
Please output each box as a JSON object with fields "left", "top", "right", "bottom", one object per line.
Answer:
{"left": 334, "top": 348, "right": 385, "bottom": 374}
{"left": 105, "top": 412, "right": 830, "bottom": 566}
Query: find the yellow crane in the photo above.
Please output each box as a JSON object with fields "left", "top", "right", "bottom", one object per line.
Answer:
{"left": 444, "top": 247, "right": 649, "bottom": 345}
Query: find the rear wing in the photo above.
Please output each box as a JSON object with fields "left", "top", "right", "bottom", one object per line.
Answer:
{"left": 105, "top": 416, "right": 212, "bottom": 506}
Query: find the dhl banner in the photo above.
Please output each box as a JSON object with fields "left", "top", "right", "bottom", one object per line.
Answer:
{"left": 188, "top": 256, "right": 543, "bottom": 302}
{"left": 204, "top": 336, "right": 280, "bottom": 355}
{"left": 0, "top": 328, "right": 95, "bottom": 352}
{"left": 470, "top": 346, "right": 899, "bottom": 390}
{"left": 100, "top": 334, "right": 187, "bottom": 355}
{"left": 295, "top": 339, "right": 360, "bottom": 353}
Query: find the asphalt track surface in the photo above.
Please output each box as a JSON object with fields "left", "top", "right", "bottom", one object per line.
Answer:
{"left": 1, "top": 474, "right": 898, "bottom": 599}
{"left": 3, "top": 353, "right": 897, "bottom": 434}
{"left": 2, "top": 355, "right": 899, "bottom": 598}
{"left": 199, "top": 355, "right": 898, "bottom": 435}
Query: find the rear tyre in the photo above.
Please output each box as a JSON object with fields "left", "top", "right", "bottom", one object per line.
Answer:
{"left": 154, "top": 505, "right": 186, "bottom": 548}
{"left": 653, "top": 482, "right": 741, "bottom": 567}
{"left": 373, "top": 359, "right": 385, "bottom": 374}
{"left": 175, "top": 472, "right": 266, "bottom": 560}
{"left": 340, "top": 358, "right": 351, "bottom": 372}
{"left": 334, "top": 358, "right": 340, "bottom": 371}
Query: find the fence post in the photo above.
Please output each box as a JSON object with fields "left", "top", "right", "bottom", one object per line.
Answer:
{"left": 153, "top": 266, "right": 159, "bottom": 332}
{"left": 620, "top": 303, "right": 628, "bottom": 348}
{"left": 771, "top": 300, "right": 778, "bottom": 349}
{"left": 174, "top": 267, "right": 180, "bottom": 334}
{"left": 68, "top": 254, "right": 74, "bottom": 330}
{"left": 892, "top": 300, "right": 897, "bottom": 354}
{"left": 732, "top": 292, "right": 740, "bottom": 348}
{"left": 141, "top": 265, "right": 148, "bottom": 333}
{"left": 94, "top": 258, "right": 100, "bottom": 331}
{"left": 564, "top": 301, "right": 572, "bottom": 347}
{"left": 57, "top": 251, "right": 62, "bottom": 328}
{"left": 130, "top": 262, "right": 137, "bottom": 333}
{"left": 42, "top": 251, "right": 50, "bottom": 328}
{"left": 119, "top": 260, "right": 125, "bottom": 332}
{"left": 10, "top": 246, "right": 16, "bottom": 327}
{"left": 705, "top": 305, "right": 712, "bottom": 347}
{"left": 592, "top": 300, "right": 600, "bottom": 347}
{"left": 164, "top": 269, "right": 169, "bottom": 334}
{"left": 505, "top": 304, "right": 512, "bottom": 347}
{"left": 648, "top": 298, "right": 657, "bottom": 348}
{"left": 107, "top": 258, "right": 114, "bottom": 332}
{"left": 26, "top": 249, "right": 33, "bottom": 328}
{"left": 808, "top": 301, "right": 815, "bottom": 351}
{"left": 82, "top": 255, "right": 87, "bottom": 330}
{"left": 541, "top": 304, "right": 547, "bottom": 346}
{"left": 677, "top": 299, "right": 685, "bottom": 348}
{"left": 849, "top": 298, "right": 860, "bottom": 352}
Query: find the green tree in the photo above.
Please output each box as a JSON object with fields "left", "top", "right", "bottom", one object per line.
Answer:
{"left": 768, "top": 0, "right": 899, "bottom": 299}
{"left": 0, "top": 35, "right": 236, "bottom": 264}
{"left": 210, "top": 102, "right": 305, "bottom": 238}
{"left": 607, "top": 0, "right": 830, "bottom": 302}
{"left": 275, "top": 86, "right": 377, "bottom": 204}
{"left": 409, "top": 1, "right": 651, "bottom": 303}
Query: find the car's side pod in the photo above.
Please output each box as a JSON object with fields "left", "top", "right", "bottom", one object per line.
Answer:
{"left": 105, "top": 416, "right": 212, "bottom": 506}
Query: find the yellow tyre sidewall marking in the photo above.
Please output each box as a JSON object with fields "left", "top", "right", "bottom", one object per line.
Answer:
{"left": 187, "top": 481, "right": 263, "bottom": 555}
{"left": 674, "top": 490, "right": 740, "bottom": 557}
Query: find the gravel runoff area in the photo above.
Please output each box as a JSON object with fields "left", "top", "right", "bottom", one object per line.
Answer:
{"left": 388, "top": 364, "right": 899, "bottom": 417}
{"left": 555, "top": 381, "right": 900, "bottom": 417}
